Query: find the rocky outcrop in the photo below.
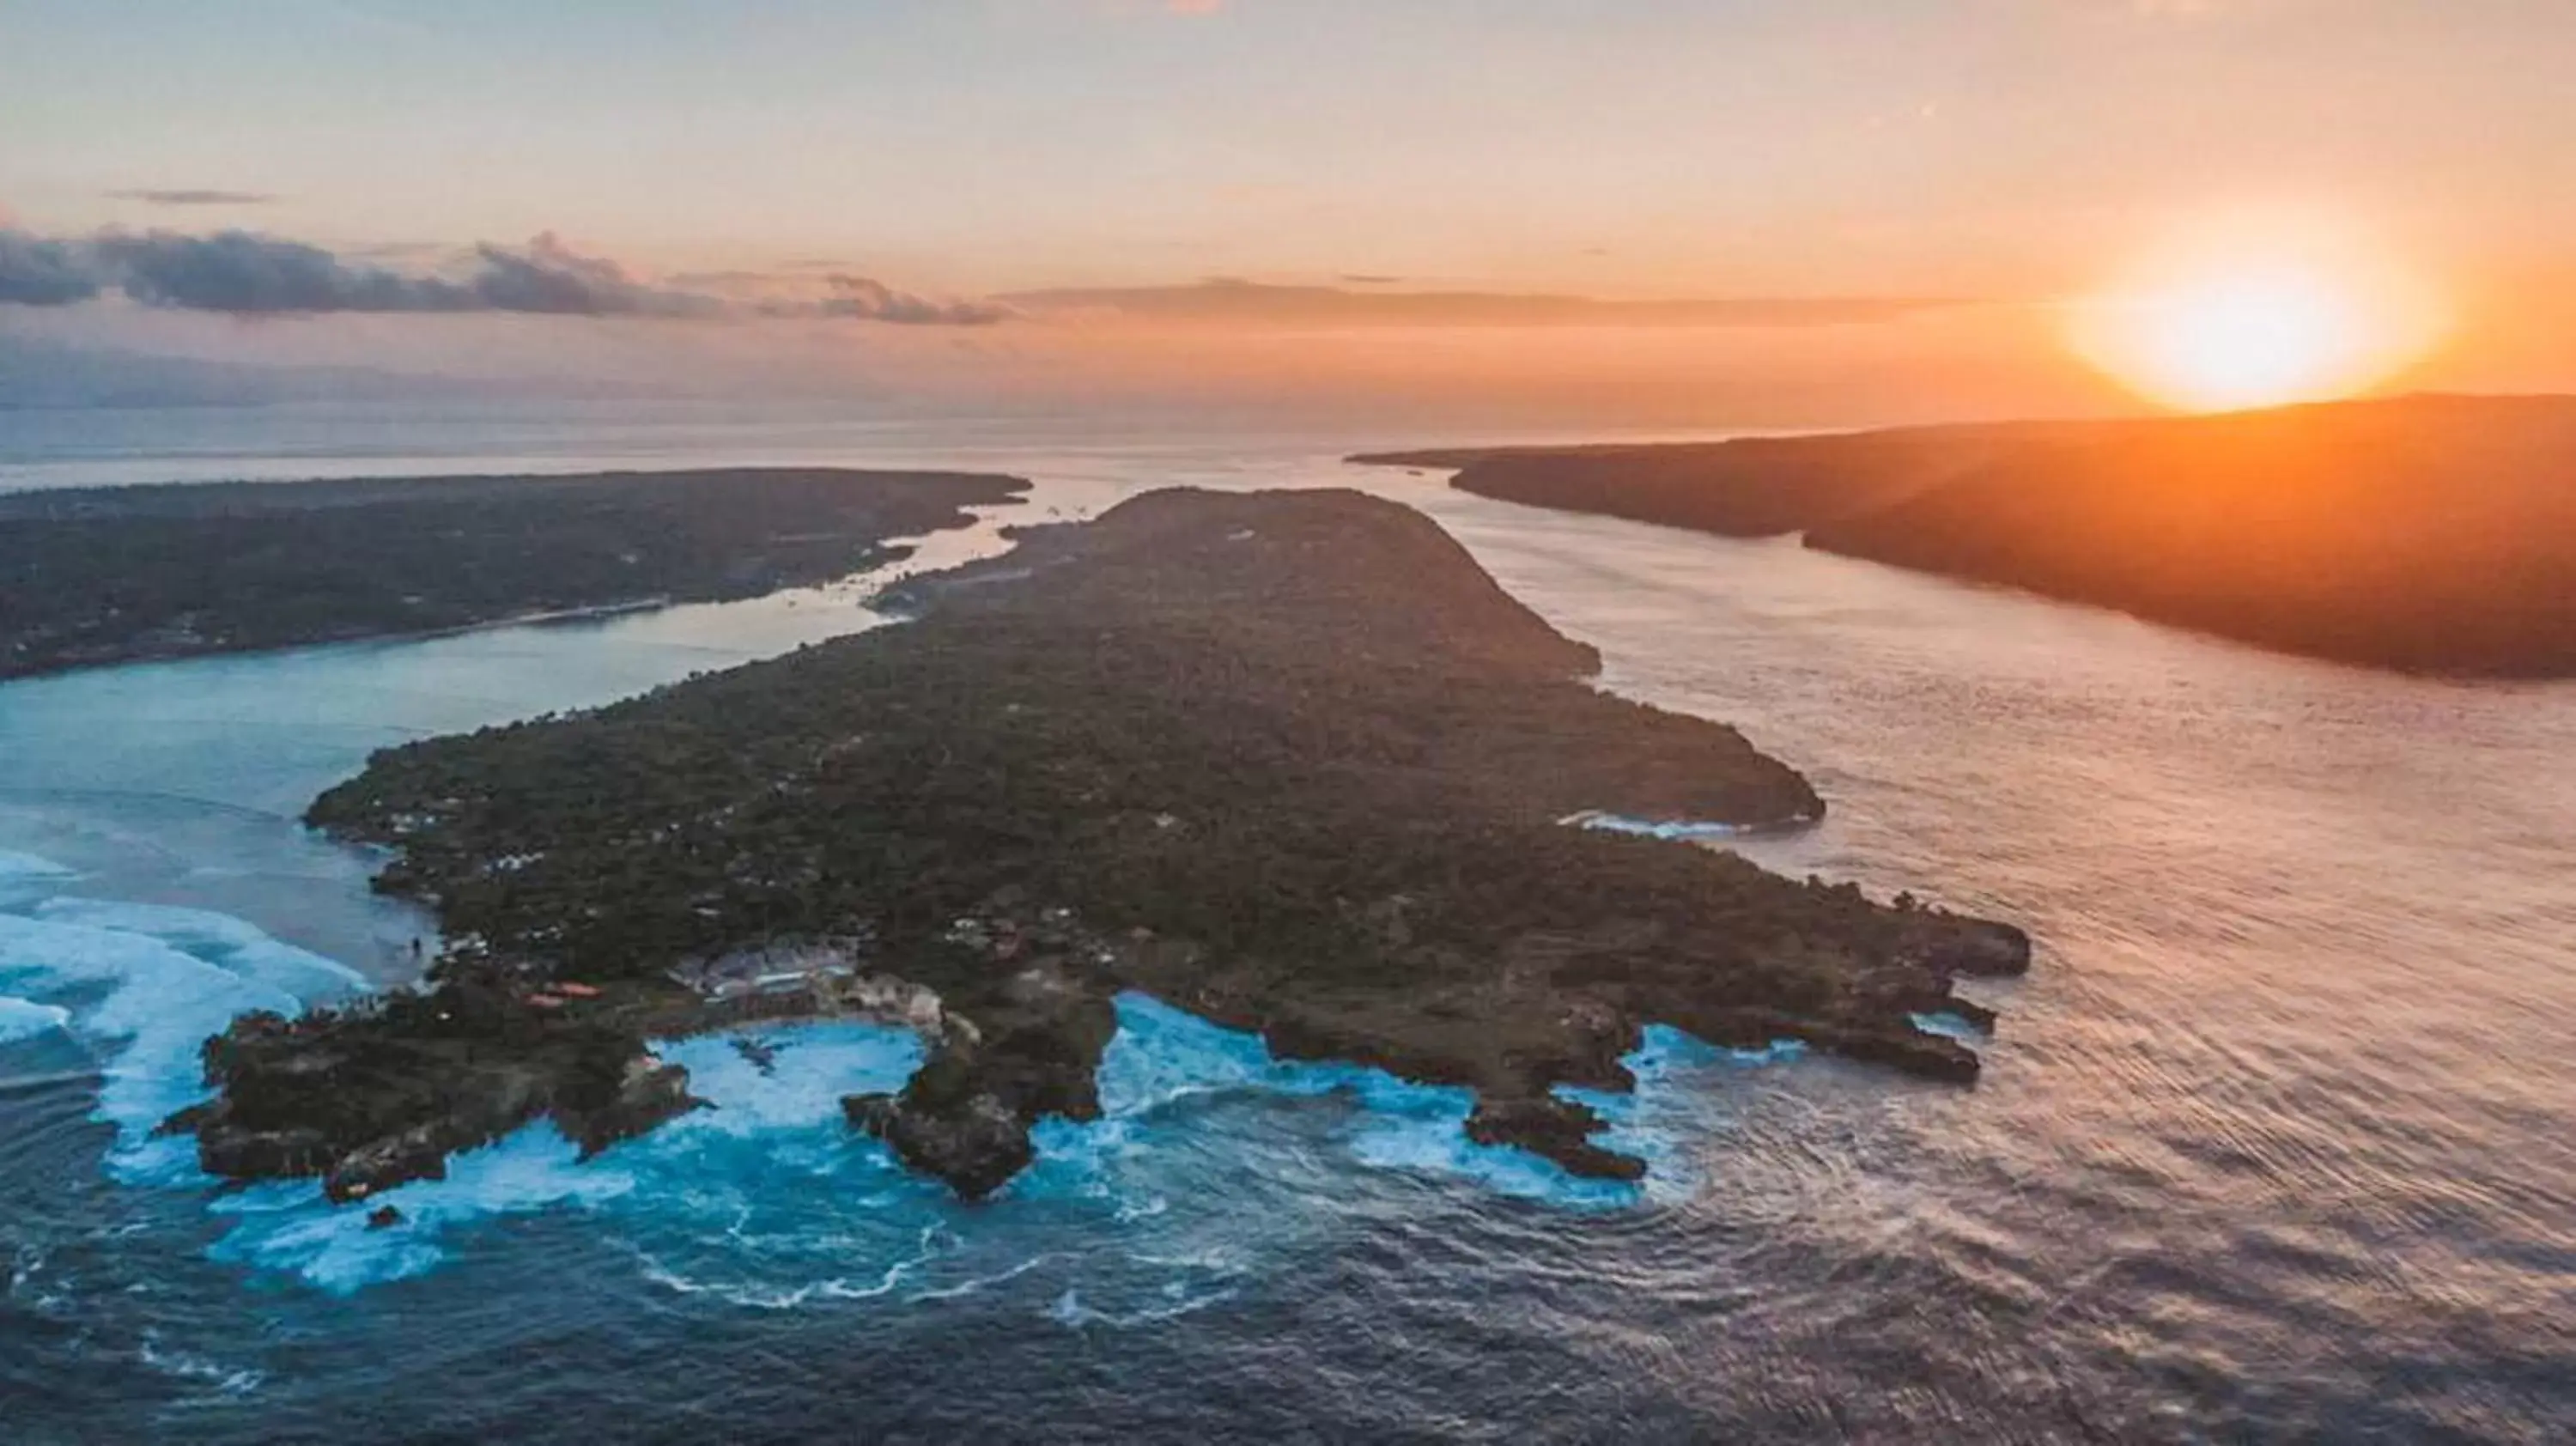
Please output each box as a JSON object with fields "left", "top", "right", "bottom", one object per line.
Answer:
{"left": 554, "top": 1057, "right": 708, "bottom": 1158}
{"left": 175, "top": 993, "right": 711, "bottom": 1203}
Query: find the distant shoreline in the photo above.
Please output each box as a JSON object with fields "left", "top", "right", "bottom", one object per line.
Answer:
{"left": 0, "top": 467, "right": 1028, "bottom": 683}
{"left": 1358, "top": 393, "right": 2576, "bottom": 679}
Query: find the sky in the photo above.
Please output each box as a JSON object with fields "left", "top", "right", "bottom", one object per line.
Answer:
{"left": 3, "top": 0, "right": 2572, "bottom": 429}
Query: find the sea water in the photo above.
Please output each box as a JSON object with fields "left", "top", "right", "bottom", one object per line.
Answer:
{"left": 3, "top": 406, "right": 2573, "bottom": 1443}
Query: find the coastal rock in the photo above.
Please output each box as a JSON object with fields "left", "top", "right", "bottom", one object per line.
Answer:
{"left": 326, "top": 1127, "right": 450, "bottom": 1202}
{"left": 1465, "top": 1096, "right": 1646, "bottom": 1182}
{"left": 1911, "top": 919, "right": 2033, "bottom": 978}
{"left": 844, "top": 1090, "right": 1034, "bottom": 1203}
{"left": 554, "top": 1058, "right": 708, "bottom": 1158}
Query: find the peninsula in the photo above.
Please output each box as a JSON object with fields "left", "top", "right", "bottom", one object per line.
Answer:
{"left": 0, "top": 467, "right": 1028, "bottom": 679}
{"left": 1360, "top": 393, "right": 2576, "bottom": 677}
{"left": 173, "top": 488, "right": 2029, "bottom": 1205}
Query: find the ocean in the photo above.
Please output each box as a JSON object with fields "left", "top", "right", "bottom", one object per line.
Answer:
{"left": 2, "top": 401, "right": 2571, "bottom": 1443}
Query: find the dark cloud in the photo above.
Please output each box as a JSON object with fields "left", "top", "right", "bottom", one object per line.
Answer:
{"left": 799, "top": 274, "right": 1012, "bottom": 325}
{"left": 0, "top": 230, "right": 101, "bottom": 306}
{"left": 96, "top": 228, "right": 474, "bottom": 313}
{"left": 671, "top": 268, "right": 1014, "bottom": 323}
{"left": 1004, "top": 279, "right": 1970, "bottom": 328}
{"left": 108, "top": 188, "right": 280, "bottom": 207}
{"left": 86, "top": 229, "right": 720, "bottom": 318}
{"left": 464, "top": 232, "right": 722, "bottom": 318}
{"left": 1340, "top": 274, "right": 1406, "bottom": 285}
{"left": 0, "top": 227, "right": 1012, "bottom": 325}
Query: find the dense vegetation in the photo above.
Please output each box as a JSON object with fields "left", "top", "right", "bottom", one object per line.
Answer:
{"left": 1364, "top": 394, "right": 2576, "bottom": 676}
{"left": 182, "top": 487, "right": 2026, "bottom": 1204}
{"left": 0, "top": 467, "right": 1027, "bottom": 678}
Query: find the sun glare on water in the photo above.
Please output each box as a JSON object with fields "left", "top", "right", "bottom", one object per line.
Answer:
{"left": 2071, "top": 216, "right": 2449, "bottom": 413}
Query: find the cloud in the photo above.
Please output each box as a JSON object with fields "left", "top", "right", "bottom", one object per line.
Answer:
{"left": 0, "top": 231, "right": 102, "bottom": 307}
{"left": 0, "top": 227, "right": 1006, "bottom": 325}
{"left": 96, "top": 228, "right": 484, "bottom": 314}
{"left": 96, "top": 228, "right": 723, "bottom": 317}
{"left": 1005, "top": 278, "right": 1970, "bottom": 329}
{"left": 107, "top": 188, "right": 281, "bottom": 207}
{"left": 461, "top": 232, "right": 722, "bottom": 318}
{"left": 799, "top": 274, "right": 1013, "bottom": 325}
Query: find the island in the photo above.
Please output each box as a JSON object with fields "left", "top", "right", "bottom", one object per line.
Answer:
{"left": 1360, "top": 393, "right": 2576, "bottom": 677}
{"left": 0, "top": 467, "right": 1029, "bottom": 679}
{"left": 167, "top": 487, "right": 2030, "bottom": 1204}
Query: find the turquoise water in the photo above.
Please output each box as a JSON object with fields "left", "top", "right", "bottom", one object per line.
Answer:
{"left": 3, "top": 407, "right": 2573, "bottom": 1443}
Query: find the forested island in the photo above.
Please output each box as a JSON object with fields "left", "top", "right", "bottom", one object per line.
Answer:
{"left": 0, "top": 467, "right": 1028, "bottom": 679}
{"left": 172, "top": 488, "right": 2028, "bottom": 1206}
{"left": 1361, "top": 393, "right": 2576, "bottom": 677}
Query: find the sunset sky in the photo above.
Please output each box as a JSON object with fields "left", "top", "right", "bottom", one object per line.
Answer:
{"left": 4, "top": 0, "right": 2572, "bottom": 428}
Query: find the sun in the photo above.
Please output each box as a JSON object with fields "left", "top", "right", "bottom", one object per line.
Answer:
{"left": 2069, "top": 216, "right": 2449, "bottom": 413}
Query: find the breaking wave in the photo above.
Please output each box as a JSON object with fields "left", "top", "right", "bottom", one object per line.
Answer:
{"left": 0, "top": 993, "right": 73, "bottom": 1044}
{"left": 1558, "top": 810, "right": 1824, "bottom": 841}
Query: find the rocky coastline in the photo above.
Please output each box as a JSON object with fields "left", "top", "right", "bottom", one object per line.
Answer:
{"left": 174, "top": 486, "right": 2029, "bottom": 1203}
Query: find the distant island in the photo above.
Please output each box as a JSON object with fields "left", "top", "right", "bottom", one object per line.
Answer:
{"left": 1359, "top": 394, "right": 2576, "bottom": 677}
{"left": 0, "top": 468, "right": 1029, "bottom": 679}
{"left": 172, "top": 488, "right": 2028, "bottom": 1206}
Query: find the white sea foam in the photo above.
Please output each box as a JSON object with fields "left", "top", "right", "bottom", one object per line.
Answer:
{"left": 4, "top": 878, "right": 1796, "bottom": 1297}
{"left": 0, "top": 851, "right": 79, "bottom": 909}
{"left": 1558, "top": 811, "right": 1756, "bottom": 841}
{"left": 208, "top": 1023, "right": 931, "bottom": 1294}
{"left": 1047, "top": 1281, "right": 1240, "bottom": 1329}
{"left": 653, "top": 1024, "right": 924, "bottom": 1136}
{"left": 0, "top": 995, "right": 74, "bottom": 1044}
{"left": 204, "top": 990, "right": 1756, "bottom": 1294}
{"left": 208, "top": 1123, "right": 640, "bottom": 1295}
{"left": 0, "top": 850, "right": 77, "bottom": 881}
{"left": 632, "top": 1249, "right": 931, "bottom": 1310}
{"left": 902, "top": 1252, "right": 1056, "bottom": 1303}
{"left": 0, "top": 912, "right": 305, "bottom": 1182}
{"left": 1911, "top": 1011, "right": 1984, "bottom": 1042}
{"left": 138, "top": 1332, "right": 265, "bottom": 1397}
{"left": 33, "top": 897, "right": 367, "bottom": 1003}
{"left": 1060, "top": 992, "right": 1694, "bottom": 1210}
